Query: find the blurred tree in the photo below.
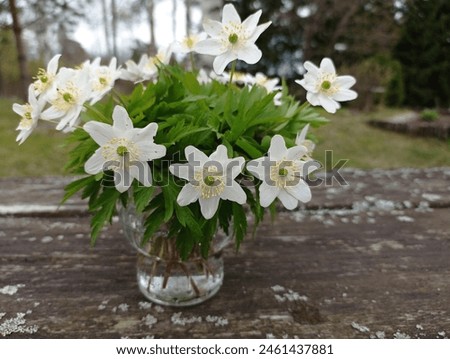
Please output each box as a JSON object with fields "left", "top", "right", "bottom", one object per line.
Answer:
{"left": 393, "top": 0, "right": 450, "bottom": 108}
{"left": 8, "top": 0, "right": 28, "bottom": 100}
{"left": 230, "top": 0, "right": 401, "bottom": 80}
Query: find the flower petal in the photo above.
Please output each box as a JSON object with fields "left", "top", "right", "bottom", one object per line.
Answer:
{"left": 185, "top": 145, "right": 209, "bottom": 166}
{"left": 320, "top": 57, "right": 336, "bottom": 74}
{"left": 177, "top": 183, "right": 200, "bottom": 206}
{"left": 84, "top": 149, "right": 105, "bottom": 175}
{"left": 248, "top": 21, "right": 271, "bottom": 43}
{"left": 169, "top": 163, "right": 193, "bottom": 181}
{"left": 202, "top": 19, "right": 223, "bottom": 37}
{"left": 114, "top": 166, "right": 132, "bottom": 193}
{"left": 195, "top": 38, "right": 225, "bottom": 56}
{"left": 332, "top": 89, "right": 358, "bottom": 102}
{"left": 209, "top": 144, "right": 229, "bottom": 162}
{"left": 222, "top": 4, "right": 241, "bottom": 24}
{"left": 213, "top": 52, "right": 238, "bottom": 74}
{"left": 139, "top": 143, "right": 166, "bottom": 161}
{"left": 221, "top": 181, "right": 246, "bottom": 204}
{"left": 286, "top": 180, "right": 312, "bottom": 203}
{"left": 112, "top": 105, "right": 133, "bottom": 133}
{"left": 286, "top": 145, "right": 307, "bottom": 161}
{"left": 237, "top": 43, "right": 262, "bottom": 65}
{"left": 334, "top": 75, "right": 356, "bottom": 89}
{"left": 132, "top": 122, "right": 158, "bottom": 143}
{"left": 295, "top": 124, "right": 310, "bottom": 145}
{"left": 228, "top": 156, "right": 245, "bottom": 180}
{"left": 83, "top": 121, "right": 115, "bottom": 146}
{"left": 318, "top": 93, "right": 340, "bottom": 113}
{"left": 246, "top": 157, "right": 266, "bottom": 180}
{"left": 242, "top": 10, "right": 262, "bottom": 33}
{"left": 259, "top": 182, "right": 280, "bottom": 207}
{"left": 278, "top": 189, "right": 299, "bottom": 210}
{"left": 47, "top": 54, "right": 61, "bottom": 75}
{"left": 268, "top": 134, "right": 288, "bottom": 161}
{"left": 199, "top": 195, "right": 220, "bottom": 219}
{"left": 130, "top": 161, "right": 152, "bottom": 187}
{"left": 303, "top": 61, "right": 320, "bottom": 76}
{"left": 306, "top": 92, "right": 321, "bottom": 106}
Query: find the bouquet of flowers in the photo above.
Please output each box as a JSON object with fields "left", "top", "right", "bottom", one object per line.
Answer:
{"left": 13, "top": 4, "right": 356, "bottom": 305}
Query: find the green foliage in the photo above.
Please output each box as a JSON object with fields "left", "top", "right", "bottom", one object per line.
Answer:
{"left": 420, "top": 109, "right": 439, "bottom": 122}
{"left": 63, "top": 64, "right": 327, "bottom": 259}
{"left": 393, "top": 0, "right": 450, "bottom": 108}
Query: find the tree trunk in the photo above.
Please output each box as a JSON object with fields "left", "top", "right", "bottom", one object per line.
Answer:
{"left": 101, "top": 0, "right": 111, "bottom": 56}
{"left": 185, "top": 0, "right": 192, "bottom": 36}
{"left": 146, "top": 0, "right": 156, "bottom": 53}
{"left": 172, "top": 0, "right": 177, "bottom": 41}
{"left": 111, "top": 0, "right": 118, "bottom": 58}
{"left": 8, "top": 0, "right": 28, "bottom": 100}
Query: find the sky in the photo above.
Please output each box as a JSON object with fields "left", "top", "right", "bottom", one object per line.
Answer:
{"left": 73, "top": 0, "right": 202, "bottom": 59}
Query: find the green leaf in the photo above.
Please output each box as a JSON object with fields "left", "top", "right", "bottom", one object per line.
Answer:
{"left": 232, "top": 202, "right": 247, "bottom": 251}
{"left": 133, "top": 186, "right": 156, "bottom": 213}
{"left": 62, "top": 176, "right": 95, "bottom": 203}
{"left": 142, "top": 209, "right": 166, "bottom": 245}
{"left": 89, "top": 188, "right": 121, "bottom": 246}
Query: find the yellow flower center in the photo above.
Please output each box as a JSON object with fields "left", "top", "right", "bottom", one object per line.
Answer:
{"left": 101, "top": 138, "right": 139, "bottom": 167}
{"left": 33, "top": 68, "right": 54, "bottom": 93}
{"left": 228, "top": 33, "right": 239, "bottom": 44}
{"left": 194, "top": 165, "right": 225, "bottom": 199}
{"left": 51, "top": 82, "right": 79, "bottom": 111}
{"left": 116, "top": 145, "right": 129, "bottom": 156}
{"left": 270, "top": 159, "right": 300, "bottom": 188}
{"left": 321, "top": 80, "right": 331, "bottom": 90}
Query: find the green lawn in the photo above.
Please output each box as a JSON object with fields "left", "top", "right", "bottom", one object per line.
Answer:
{"left": 313, "top": 107, "right": 450, "bottom": 169}
{"left": 0, "top": 97, "right": 449, "bottom": 177}
{"left": 0, "top": 97, "right": 68, "bottom": 177}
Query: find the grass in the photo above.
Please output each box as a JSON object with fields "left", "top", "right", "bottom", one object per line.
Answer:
{"left": 0, "top": 97, "right": 68, "bottom": 177}
{"left": 313, "top": 107, "right": 450, "bottom": 169}
{"left": 0, "top": 97, "right": 449, "bottom": 178}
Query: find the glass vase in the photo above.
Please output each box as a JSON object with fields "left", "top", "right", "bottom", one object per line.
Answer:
{"left": 119, "top": 204, "right": 232, "bottom": 307}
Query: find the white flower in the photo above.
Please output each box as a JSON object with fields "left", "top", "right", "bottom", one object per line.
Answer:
{"left": 83, "top": 105, "right": 166, "bottom": 193}
{"left": 85, "top": 57, "right": 121, "bottom": 105}
{"left": 120, "top": 46, "right": 172, "bottom": 83}
{"left": 169, "top": 145, "right": 246, "bottom": 219}
{"left": 196, "top": 69, "right": 212, "bottom": 84}
{"left": 210, "top": 70, "right": 253, "bottom": 85}
{"left": 247, "top": 135, "right": 318, "bottom": 210}
{"left": 33, "top": 54, "right": 61, "bottom": 98}
{"left": 12, "top": 85, "right": 44, "bottom": 145}
{"left": 195, "top": 4, "right": 271, "bottom": 74}
{"left": 296, "top": 57, "right": 357, "bottom": 113}
{"left": 295, "top": 124, "right": 315, "bottom": 160}
{"left": 174, "top": 32, "right": 208, "bottom": 54}
{"left": 40, "top": 66, "right": 92, "bottom": 131}
{"left": 252, "top": 72, "right": 280, "bottom": 93}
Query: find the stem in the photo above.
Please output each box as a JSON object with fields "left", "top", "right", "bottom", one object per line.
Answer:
{"left": 228, "top": 60, "right": 237, "bottom": 86}
{"left": 189, "top": 52, "right": 196, "bottom": 71}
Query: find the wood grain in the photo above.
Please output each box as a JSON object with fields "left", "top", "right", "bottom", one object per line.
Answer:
{"left": 1, "top": 168, "right": 449, "bottom": 338}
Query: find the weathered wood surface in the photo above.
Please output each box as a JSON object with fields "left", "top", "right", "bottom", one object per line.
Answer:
{"left": 1, "top": 168, "right": 450, "bottom": 339}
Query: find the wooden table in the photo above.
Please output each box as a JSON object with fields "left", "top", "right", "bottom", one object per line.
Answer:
{"left": 1, "top": 168, "right": 449, "bottom": 339}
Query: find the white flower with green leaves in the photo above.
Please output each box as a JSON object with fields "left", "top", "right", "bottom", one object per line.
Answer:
{"left": 169, "top": 145, "right": 246, "bottom": 219}
{"left": 247, "top": 135, "right": 317, "bottom": 210}
{"left": 83, "top": 105, "right": 166, "bottom": 193}
{"left": 85, "top": 57, "right": 121, "bottom": 105}
{"left": 174, "top": 32, "right": 208, "bottom": 54}
{"left": 296, "top": 57, "right": 357, "bottom": 114}
{"left": 295, "top": 124, "right": 315, "bottom": 160}
{"left": 12, "top": 85, "right": 44, "bottom": 145}
{"left": 120, "top": 46, "right": 172, "bottom": 83}
{"left": 33, "top": 54, "right": 61, "bottom": 98}
{"left": 195, "top": 4, "right": 271, "bottom": 74}
{"left": 41, "top": 67, "right": 92, "bottom": 131}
